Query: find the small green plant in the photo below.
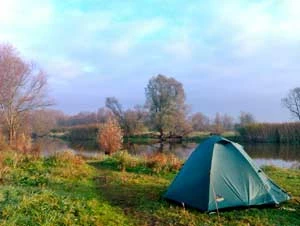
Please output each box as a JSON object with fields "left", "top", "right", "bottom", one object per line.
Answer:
{"left": 0, "top": 158, "right": 9, "bottom": 183}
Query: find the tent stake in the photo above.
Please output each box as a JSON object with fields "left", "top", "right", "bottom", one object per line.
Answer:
{"left": 211, "top": 179, "right": 220, "bottom": 222}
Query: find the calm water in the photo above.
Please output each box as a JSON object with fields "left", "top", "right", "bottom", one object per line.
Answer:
{"left": 37, "top": 137, "right": 300, "bottom": 169}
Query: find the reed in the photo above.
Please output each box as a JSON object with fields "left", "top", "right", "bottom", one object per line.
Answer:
{"left": 238, "top": 122, "right": 300, "bottom": 143}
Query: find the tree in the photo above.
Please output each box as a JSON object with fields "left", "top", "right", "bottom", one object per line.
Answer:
{"left": 0, "top": 44, "right": 52, "bottom": 145}
{"left": 106, "top": 97, "right": 147, "bottom": 136}
{"left": 105, "top": 97, "right": 123, "bottom": 122}
{"left": 97, "top": 107, "right": 113, "bottom": 124}
{"left": 213, "top": 112, "right": 223, "bottom": 134}
{"left": 282, "top": 87, "right": 300, "bottom": 120}
{"left": 190, "top": 112, "right": 210, "bottom": 131}
{"left": 123, "top": 106, "right": 147, "bottom": 135}
{"left": 57, "top": 110, "right": 107, "bottom": 127}
{"left": 239, "top": 111, "right": 255, "bottom": 126}
{"left": 29, "top": 109, "right": 63, "bottom": 137}
{"left": 98, "top": 118, "right": 123, "bottom": 155}
{"left": 145, "top": 74, "right": 189, "bottom": 139}
{"left": 221, "top": 114, "right": 234, "bottom": 131}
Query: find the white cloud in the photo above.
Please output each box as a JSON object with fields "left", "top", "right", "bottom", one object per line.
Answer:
{"left": 111, "top": 39, "right": 132, "bottom": 55}
{"left": 213, "top": 0, "right": 300, "bottom": 57}
{"left": 111, "top": 18, "right": 166, "bottom": 55}
{"left": 0, "top": 0, "right": 115, "bottom": 80}
{"left": 164, "top": 33, "right": 192, "bottom": 59}
{"left": 44, "top": 56, "right": 96, "bottom": 80}
{"left": 0, "top": 0, "right": 54, "bottom": 27}
{"left": 0, "top": 0, "right": 56, "bottom": 57}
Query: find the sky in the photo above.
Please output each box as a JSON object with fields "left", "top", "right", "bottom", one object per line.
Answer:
{"left": 0, "top": 0, "right": 300, "bottom": 122}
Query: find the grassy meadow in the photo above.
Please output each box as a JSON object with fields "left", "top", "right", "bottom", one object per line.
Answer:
{"left": 0, "top": 150, "right": 299, "bottom": 226}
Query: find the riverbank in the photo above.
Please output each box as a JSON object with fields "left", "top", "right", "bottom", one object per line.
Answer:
{"left": 51, "top": 127, "right": 238, "bottom": 144}
{"left": 0, "top": 150, "right": 299, "bottom": 225}
{"left": 52, "top": 121, "right": 300, "bottom": 145}
{"left": 29, "top": 136, "right": 300, "bottom": 169}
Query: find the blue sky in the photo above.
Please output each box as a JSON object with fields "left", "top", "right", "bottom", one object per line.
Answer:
{"left": 1, "top": 0, "right": 300, "bottom": 122}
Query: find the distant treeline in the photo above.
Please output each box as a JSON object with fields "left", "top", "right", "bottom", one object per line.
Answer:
{"left": 53, "top": 124, "right": 163, "bottom": 142}
{"left": 54, "top": 122, "right": 300, "bottom": 144}
{"left": 238, "top": 122, "right": 300, "bottom": 144}
{"left": 53, "top": 124, "right": 99, "bottom": 141}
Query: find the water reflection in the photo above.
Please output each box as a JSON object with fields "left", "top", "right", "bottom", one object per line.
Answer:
{"left": 243, "top": 143, "right": 300, "bottom": 168}
{"left": 123, "top": 142, "right": 198, "bottom": 159}
{"left": 36, "top": 137, "right": 300, "bottom": 169}
{"left": 36, "top": 137, "right": 101, "bottom": 158}
{"left": 243, "top": 143, "right": 300, "bottom": 161}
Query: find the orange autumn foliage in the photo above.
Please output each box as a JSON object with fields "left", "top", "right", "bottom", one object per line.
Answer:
{"left": 98, "top": 118, "right": 123, "bottom": 155}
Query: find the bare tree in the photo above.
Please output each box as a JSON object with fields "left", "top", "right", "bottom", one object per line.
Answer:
{"left": 0, "top": 44, "right": 52, "bottom": 145}
{"left": 57, "top": 110, "right": 106, "bottom": 127}
{"left": 213, "top": 112, "right": 223, "bottom": 134}
{"left": 106, "top": 97, "right": 147, "bottom": 136}
{"left": 97, "top": 107, "right": 113, "bottom": 124}
{"left": 282, "top": 87, "right": 300, "bottom": 120}
{"left": 221, "top": 114, "right": 234, "bottom": 131}
{"left": 145, "top": 74, "right": 189, "bottom": 139}
{"left": 105, "top": 97, "right": 123, "bottom": 121}
{"left": 190, "top": 112, "right": 210, "bottom": 131}
{"left": 29, "top": 109, "right": 63, "bottom": 137}
{"left": 123, "top": 107, "right": 147, "bottom": 135}
{"left": 239, "top": 111, "right": 255, "bottom": 126}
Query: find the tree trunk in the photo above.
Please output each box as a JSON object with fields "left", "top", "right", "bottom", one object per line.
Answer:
{"left": 7, "top": 118, "right": 17, "bottom": 146}
{"left": 158, "top": 142, "right": 164, "bottom": 152}
{"left": 8, "top": 125, "right": 15, "bottom": 146}
{"left": 9, "top": 127, "right": 13, "bottom": 145}
{"left": 159, "top": 128, "right": 164, "bottom": 141}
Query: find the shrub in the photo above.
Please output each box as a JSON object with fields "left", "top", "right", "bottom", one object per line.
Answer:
{"left": 98, "top": 118, "right": 123, "bottom": 155}
{"left": 49, "top": 151, "right": 90, "bottom": 180}
{"left": 100, "top": 151, "right": 183, "bottom": 174}
{"left": 29, "top": 143, "right": 41, "bottom": 159}
{"left": 145, "top": 152, "right": 183, "bottom": 174}
{"left": 0, "top": 131, "right": 9, "bottom": 151}
{"left": 16, "top": 133, "right": 32, "bottom": 153}
{"left": 112, "top": 150, "right": 139, "bottom": 172}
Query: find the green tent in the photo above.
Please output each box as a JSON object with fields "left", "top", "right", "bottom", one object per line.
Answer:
{"left": 164, "top": 136, "right": 290, "bottom": 211}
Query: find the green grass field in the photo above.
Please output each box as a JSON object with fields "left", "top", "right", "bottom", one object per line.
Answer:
{"left": 0, "top": 151, "right": 299, "bottom": 226}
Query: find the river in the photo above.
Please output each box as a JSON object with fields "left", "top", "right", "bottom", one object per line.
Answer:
{"left": 36, "top": 137, "right": 300, "bottom": 169}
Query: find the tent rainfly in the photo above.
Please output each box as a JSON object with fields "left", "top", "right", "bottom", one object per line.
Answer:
{"left": 164, "top": 136, "right": 290, "bottom": 211}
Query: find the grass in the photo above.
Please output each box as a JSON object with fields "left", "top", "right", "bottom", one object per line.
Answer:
{"left": 0, "top": 151, "right": 130, "bottom": 225}
{"left": 0, "top": 150, "right": 299, "bottom": 226}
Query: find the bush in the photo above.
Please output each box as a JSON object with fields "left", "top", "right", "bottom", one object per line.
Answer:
{"left": 16, "top": 133, "right": 32, "bottom": 153}
{"left": 112, "top": 151, "right": 139, "bottom": 172}
{"left": 99, "top": 151, "right": 183, "bottom": 174}
{"left": 54, "top": 151, "right": 85, "bottom": 166}
{"left": 145, "top": 152, "right": 183, "bottom": 174}
{"left": 98, "top": 118, "right": 123, "bottom": 155}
